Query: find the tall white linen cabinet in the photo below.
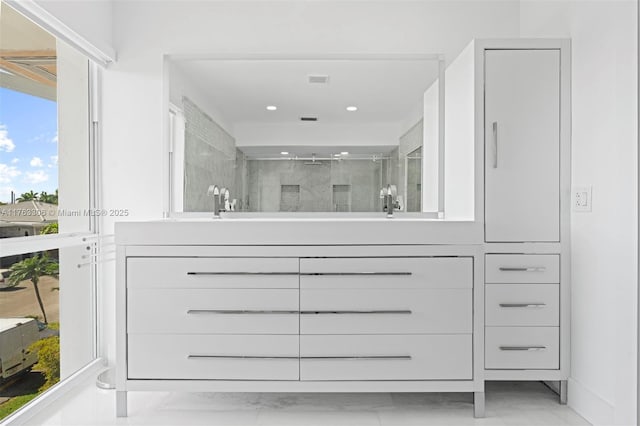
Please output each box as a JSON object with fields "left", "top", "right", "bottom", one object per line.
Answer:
{"left": 115, "top": 39, "right": 570, "bottom": 419}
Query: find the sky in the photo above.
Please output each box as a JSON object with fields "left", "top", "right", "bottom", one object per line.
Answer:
{"left": 0, "top": 87, "right": 58, "bottom": 204}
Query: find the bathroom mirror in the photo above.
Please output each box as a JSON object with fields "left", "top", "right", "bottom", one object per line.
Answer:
{"left": 166, "top": 56, "right": 443, "bottom": 216}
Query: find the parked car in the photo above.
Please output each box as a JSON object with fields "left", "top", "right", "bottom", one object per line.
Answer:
{"left": 0, "top": 268, "right": 11, "bottom": 289}
{"left": 0, "top": 318, "right": 39, "bottom": 381}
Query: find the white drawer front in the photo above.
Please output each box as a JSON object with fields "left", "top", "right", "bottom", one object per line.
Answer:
{"left": 485, "top": 284, "right": 559, "bottom": 327}
{"left": 300, "top": 289, "right": 471, "bottom": 334}
{"left": 128, "top": 289, "right": 299, "bottom": 334}
{"left": 485, "top": 255, "right": 559, "bottom": 284}
{"left": 300, "top": 335, "right": 471, "bottom": 380}
{"left": 300, "top": 257, "right": 472, "bottom": 289}
{"left": 485, "top": 327, "right": 559, "bottom": 370}
{"left": 128, "top": 334, "right": 299, "bottom": 380}
{"left": 127, "top": 257, "right": 299, "bottom": 289}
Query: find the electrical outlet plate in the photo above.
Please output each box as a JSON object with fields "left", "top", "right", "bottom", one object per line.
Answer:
{"left": 572, "top": 185, "right": 592, "bottom": 212}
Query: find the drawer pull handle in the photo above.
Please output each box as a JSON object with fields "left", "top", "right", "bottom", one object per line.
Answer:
{"left": 187, "top": 272, "right": 298, "bottom": 276}
{"left": 499, "top": 346, "right": 547, "bottom": 352}
{"left": 300, "top": 272, "right": 412, "bottom": 276}
{"left": 300, "top": 310, "right": 412, "bottom": 315}
{"left": 498, "top": 267, "right": 546, "bottom": 272}
{"left": 498, "top": 303, "right": 546, "bottom": 309}
{"left": 187, "top": 310, "right": 298, "bottom": 315}
{"left": 302, "top": 355, "right": 412, "bottom": 360}
{"left": 188, "top": 355, "right": 298, "bottom": 360}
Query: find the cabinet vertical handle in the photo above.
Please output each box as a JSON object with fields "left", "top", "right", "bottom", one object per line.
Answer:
{"left": 492, "top": 121, "right": 498, "bottom": 168}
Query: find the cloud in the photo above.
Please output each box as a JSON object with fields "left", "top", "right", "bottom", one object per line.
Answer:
{"left": 24, "top": 170, "right": 49, "bottom": 184}
{"left": 50, "top": 155, "right": 58, "bottom": 166}
{"left": 30, "top": 157, "right": 43, "bottom": 167}
{"left": 51, "top": 133, "right": 58, "bottom": 144}
{"left": 0, "top": 124, "right": 16, "bottom": 152}
{"left": 0, "top": 163, "right": 21, "bottom": 183}
{"left": 0, "top": 186, "right": 16, "bottom": 200}
{"left": 11, "top": 158, "right": 19, "bottom": 164}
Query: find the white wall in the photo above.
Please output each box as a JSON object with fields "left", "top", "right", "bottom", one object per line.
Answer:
{"left": 520, "top": 2, "right": 637, "bottom": 425}
{"left": 34, "top": 0, "right": 114, "bottom": 61}
{"left": 443, "top": 41, "right": 475, "bottom": 220}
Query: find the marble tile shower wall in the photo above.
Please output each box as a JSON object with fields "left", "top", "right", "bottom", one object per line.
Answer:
{"left": 245, "top": 159, "right": 392, "bottom": 212}
{"left": 183, "top": 98, "right": 242, "bottom": 211}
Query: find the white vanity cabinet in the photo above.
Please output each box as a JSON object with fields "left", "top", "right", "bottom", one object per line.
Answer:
{"left": 484, "top": 254, "right": 560, "bottom": 370}
{"left": 116, "top": 243, "right": 483, "bottom": 418}
{"left": 477, "top": 39, "right": 570, "bottom": 403}
{"left": 299, "top": 257, "right": 473, "bottom": 381}
{"left": 125, "top": 257, "right": 301, "bottom": 382}
{"left": 484, "top": 48, "right": 561, "bottom": 243}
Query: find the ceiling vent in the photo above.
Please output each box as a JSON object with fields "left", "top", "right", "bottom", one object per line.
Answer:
{"left": 300, "top": 116, "right": 318, "bottom": 122}
{"left": 308, "top": 75, "right": 330, "bottom": 84}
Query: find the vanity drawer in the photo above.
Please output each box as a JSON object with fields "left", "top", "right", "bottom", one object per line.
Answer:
{"left": 300, "top": 334, "right": 472, "bottom": 380}
{"left": 485, "top": 284, "right": 559, "bottom": 326}
{"left": 128, "top": 334, "right": 299, "bottom": 380}
{"left": 300, "top": 257, "right": 472, "bottom": 289}
{"left": 127, "top": 257, "right": 299, "bottom": 289}
{"left": 485, "top": 327, "right": 559, "bottom": 370}
{"left": 300, "top": 288, "right": 471, "bottom": 334}
{"left": 485, "top": 255, "right": 559, "bottom": 284}
{"left": 128, "top": 289, "right": 299, "bottom": 334}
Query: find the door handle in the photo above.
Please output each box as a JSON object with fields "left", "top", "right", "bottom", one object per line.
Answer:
{"left": 498, "top": 304, "right": 546, "bottom": 309}
{"left": 492, "top": 121, "right": 498, "bottom": 168}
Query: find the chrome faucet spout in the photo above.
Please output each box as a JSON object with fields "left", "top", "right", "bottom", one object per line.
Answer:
{"left": 207, "top": 185, "right": 222, "bottom": 217}
{"left": 380, "top": 184, "right": 398, "bottom": 218}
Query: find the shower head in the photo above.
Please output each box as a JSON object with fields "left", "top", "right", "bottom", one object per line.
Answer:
{"left": 303, "top": 154, "right": 324, "bottom": 165}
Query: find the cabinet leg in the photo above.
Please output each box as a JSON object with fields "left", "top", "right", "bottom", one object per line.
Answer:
{"left": 116, "top": 391, "right": 127, "bottom": 417}
{"left": 473, "top": 391, "right": 485, "bottom": 418}
{"left": 559, "top": 380, "right": 568, "bottom": 405}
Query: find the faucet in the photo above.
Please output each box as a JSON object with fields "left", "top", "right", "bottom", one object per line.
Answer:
{"left": 380, "top": 184, "right": 399, "bottom": 218}
{"left": 207, "top": 185, "right": 222, "bottom": 217}
{"left": 208, "top": 185, "right": 232, "bottom": 217}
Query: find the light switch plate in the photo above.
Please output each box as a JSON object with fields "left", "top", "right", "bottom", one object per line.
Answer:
{"left": 572, "top": 185, "right": 592, "bottom": 212}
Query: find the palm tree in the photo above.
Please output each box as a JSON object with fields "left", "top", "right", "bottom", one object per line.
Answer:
{"left": 39, "top": 190, "right": 58, "bottom": 204}
{"left": 17, "top": 190, "right": 39, "bottom": 202}
{"left": 7, "top": 253, "right": 59, "bottom": 324}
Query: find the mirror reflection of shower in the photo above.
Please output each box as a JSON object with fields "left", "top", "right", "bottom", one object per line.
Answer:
{"left": 244, "top": 150, "right": 396, "bottom": 212}
{"left": 170, "top": 58, "right": 436, "bottom": 214}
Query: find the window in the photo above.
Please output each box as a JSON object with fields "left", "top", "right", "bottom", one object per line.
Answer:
{"left": 0, "top": 2, "right": 101, "bottom": 420}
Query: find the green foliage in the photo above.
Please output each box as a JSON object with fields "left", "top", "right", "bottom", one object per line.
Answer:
{"left": 7, "top": 254, "right": 59, "bottom": 324}
{"left": 16, "top": 190, "right": 38, "bottom": 202}
{"left": 28, "top": 336, "right": 60, "bottom": 391}
{"left": 47, "top": 322, "right": 60, "bottom": 331}
{"left": 40, "top": 223, "right": 58, "bottom": 235}
{"left": 0, "top": 393, "right": 39, "bottom": 420}
{"left": 38, "top": 190, "right": 58, "bottom": 205}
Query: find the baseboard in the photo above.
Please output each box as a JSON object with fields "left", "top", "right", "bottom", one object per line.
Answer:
{"left": 568, "top": 378, "right": 615, "bottom": 425}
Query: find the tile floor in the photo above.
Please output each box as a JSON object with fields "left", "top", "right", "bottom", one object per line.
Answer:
{"left": 26, "top": 379, "right": 589, "bottom": 425}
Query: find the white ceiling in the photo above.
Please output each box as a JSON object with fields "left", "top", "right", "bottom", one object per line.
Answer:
{"left": 174, "top": 58, "right": 439, "bottom": 128}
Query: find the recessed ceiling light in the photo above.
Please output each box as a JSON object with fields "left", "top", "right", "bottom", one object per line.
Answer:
{"left": 266, "top": 105, "right": 277, "bottom": 111}
{"left": 346, "top": 106, "right": 358, "bottom": 112}
{"left": 341, "top": 151, "right": 349, "bottom": 155}
{"left": 333, "top": 154, "right": 341, "bottom": 157}
{"left": 280, "top": 151, "right": 289, "bottom": 155}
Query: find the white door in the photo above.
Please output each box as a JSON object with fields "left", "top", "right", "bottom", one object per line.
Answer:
{"left": 485, "top": 49, "right": 560, "bottom": 242}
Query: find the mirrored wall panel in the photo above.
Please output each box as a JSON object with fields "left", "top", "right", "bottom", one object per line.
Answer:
{"left": 169, "top": 58, "right": 440, "bottom": 214}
